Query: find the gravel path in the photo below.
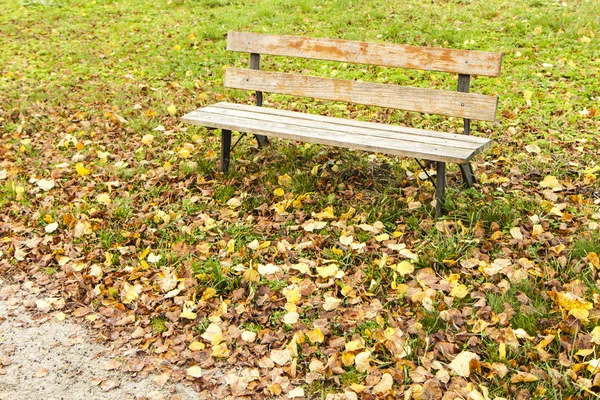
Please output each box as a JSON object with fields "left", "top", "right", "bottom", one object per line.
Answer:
{"left": 0, "top": 279, "right": 197, "bottom": 400}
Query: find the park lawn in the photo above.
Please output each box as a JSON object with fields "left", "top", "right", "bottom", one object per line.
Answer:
{"left": 1, "top": 0, "right": 599, "bottom": 398}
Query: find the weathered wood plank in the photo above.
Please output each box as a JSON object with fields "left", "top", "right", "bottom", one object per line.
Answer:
{"left": 225, "top": 68, "right": 498, "bottom": 121}
{"left": 200, "top": 103, "right": 489, "bottom": 151}
{"left": 227, "top": 31, "right": 503, "bottom": 77}
{"left": 181, "top": 108, "right": 490, "bottom": 163}
{"left": 215, "top": 102, "right": 490, "bottom": 145}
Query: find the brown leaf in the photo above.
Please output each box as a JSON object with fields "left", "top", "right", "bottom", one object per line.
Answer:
{"left": 99, "top": 378, "right": 120, "bottom": 391}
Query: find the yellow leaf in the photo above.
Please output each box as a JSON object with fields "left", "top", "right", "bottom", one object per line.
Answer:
{"left": 588, "top": 359, "right": 600, "bottom": 373}
{"left": 189, "top": 341, "right": 205, "bottom": 351}
{"left": 55, "top": 312, "right": 67, "bottom": 321}
{"left": 269, "top": 384, "right": 282, "bottom": 396}
{"left": 141, "top": 134, "right": 154, "bottom": 145}
{"left": 186, "top": 365, "right": 202, "bottom": 378}
{"left": 167, "top": 104, "right": 177, "bottom": 115}
{"left": 589, "top": 252, "right": 600, "bottom": 269}
{"left": 121, "top": 282, "right": 142, "bottom": 304}
{"left": 576, "top": 348, "right": 595, "bottom": 357}
{"left": 316, "top": 264, "right": 339, "bottom": 278}
{"left": 211, "top": 342, "right": 230, "bottom": 358}
{"left": 552, "top": 291, "right": 593, "bottom": 312}
{"left": 450, "top": 284, "right": 469, "bottom": 299}
{"left": 283, "top": 287, "right": 300, "bottom": 304}
{"left": 75, "top": 163, "right": 91, "bottom": 176}
{"left": 341, "top": 351, "right": 355, "bottom": 366}
{"left": 273, "top": 199, "right": 293, "bottom": 215}
{"left": 290, "top": 262, "right": 310, "bottom": 274}
{"left": 395, "top": 260, "right": 414, "bottom": 276}
{"left": 539, "top": 175, "right": 563, "bottom": 191}
{"left": 591, "top": 327, "right": 600, "bottom": 344}
{"left": 569, "top": 307, "right": 589, "bottom": 322}
{"left": 277, "top": 173, "right": 292, "bottom": 187}
{"left": 306, "top": 328, "right": 324, "bottom": 343}
{"left": 375, "top": 233, "right": 390, "bottom": 242}
{"left": 180, "top": 301, "right": 197, "bottom": 320}
{"left": 345, "top": 340, "right": 364, "bottom": 352}
{"left": 243, "top": 268, "right": 259, "bottom": 282}
{"left": 313, "top": 206, "right": 335, "bottom": 220}
{"left": 273, "top": 187, "right": 285, "bottom": 197}
{"left": 499, "top": 342, "right": 506, "bottom": 359}
{"left": 201, "top": 287, "right": 217, "bottom": 301}
{"left": 97, "top": 193, "right": 112, "bottom": 205}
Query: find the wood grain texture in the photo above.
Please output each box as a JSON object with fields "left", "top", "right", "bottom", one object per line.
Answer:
{"left": 215, "top": 102, "right": 489, "bottom": 144}
{"left": 181, "top": 103, "right": 493, "bottom": 163}
{"left": 227, "top": 31, "right": 503, "bottom": 77}
{"left": 225, "top": 68, "right": 498, "bottom": 121}
{"left": 206, "top": 103, "right": 489, "bottom": 150}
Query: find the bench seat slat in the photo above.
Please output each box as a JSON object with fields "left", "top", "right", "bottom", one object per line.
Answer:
{"left": 204, "top": 103, "right": 488, "bottom": 151}
{"left": 182, "top": 104, "right": 492, "bottom": 164}
{"left": 215, "top": 102, "right": 491, "bottom": 147}
{"left": 227, "top": 31, "right": 503, "bottom": 77}
{"left": 225, "top": 68, "right": 498, "bottom": 122}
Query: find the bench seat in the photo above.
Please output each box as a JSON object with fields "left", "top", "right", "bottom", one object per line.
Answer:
{"left": 182, "top": 102, "right": 492, "bottom": 164}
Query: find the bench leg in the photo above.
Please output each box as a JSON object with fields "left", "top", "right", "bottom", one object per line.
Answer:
{"left": 220, "top": 129, "right": 232, "bottom": 173}
{"left": 459, "top": 163, "right": 476, "bottom": 188}
{"left": 435, "top": 161, "right": 446, "bottom": 217}
{"left": 254, "top": 134, "right": 268, "bottom": 147}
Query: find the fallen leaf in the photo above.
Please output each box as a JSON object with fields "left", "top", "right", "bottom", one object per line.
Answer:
{"left": 100, "top": 378, "right": 120, "bottom": 391}
{"left": 449, "top": 351, "right": 479, "bottom": 377}
{"left": 270, "top": 349, "right": 291, "bottom": 366}
{"left": 510, "top": 227, "right": 523, "bottom": 240}
{"left": 186, "top": 365, "right": 203, "bottom": 378}
{"left": 539, "top": 175, "right": 562, "bottom": 191}
{"left": 323, "top": 296, "right": 342, "bottom": 311}
{"left": 34, "top": 368, "right": 49, "bottom": 378}
{"left": 373, "top": 373, "right": 393, "bottom": 394}
{"left": 354, "top": 350, "right": 371, "bottom": 372}
{"left": 288, "top": 387, "right": 305, "bottom": 398}
{"left": 37, "top": 179, "right": 55, "bottom": 191}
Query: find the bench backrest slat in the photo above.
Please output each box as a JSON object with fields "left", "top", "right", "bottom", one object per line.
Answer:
{"left": 227, "top": 31, "right": 502, "bottom": 77}
{"left": 225, "top": 68, "right": 498, "bottom": 122}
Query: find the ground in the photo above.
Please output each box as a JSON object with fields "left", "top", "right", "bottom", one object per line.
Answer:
{"left": 1, "top": 0, "right": 600, "bottom": 399}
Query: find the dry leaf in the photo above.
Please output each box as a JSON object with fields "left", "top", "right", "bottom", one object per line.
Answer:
{"left": 448, "top": 351, "right": 479, "bottom": 377}
{"left": 186, "top": 365, "right": 203, "bottom": 378}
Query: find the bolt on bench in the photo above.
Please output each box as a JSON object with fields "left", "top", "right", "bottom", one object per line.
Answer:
{"left": 182, "top": 31, "right": 502, "bottom": 216}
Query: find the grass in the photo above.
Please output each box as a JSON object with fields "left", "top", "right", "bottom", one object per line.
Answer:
{"left": 1, "top": 0, "right": 599, "bottom": 398}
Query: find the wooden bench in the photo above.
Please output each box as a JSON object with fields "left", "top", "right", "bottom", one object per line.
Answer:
{"left": 182, "top": 32, "right": 502, "bottom": 216}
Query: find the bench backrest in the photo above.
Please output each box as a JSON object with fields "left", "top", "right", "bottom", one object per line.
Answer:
{"left": 224, "top": 31, "right": 502, "bottom": 122}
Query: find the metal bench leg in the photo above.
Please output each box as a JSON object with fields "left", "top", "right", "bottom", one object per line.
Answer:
{"left": 220, "top": 129, "right": 232, "bottom": 172}
{"left": 459, "top": 163, "right": 476, "bottom": 188}
{"left": 254, "top": 134, "right": 268, "bottom": 147}
{"left": 435, "top": 161, "right": 446, "bottom": 217}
